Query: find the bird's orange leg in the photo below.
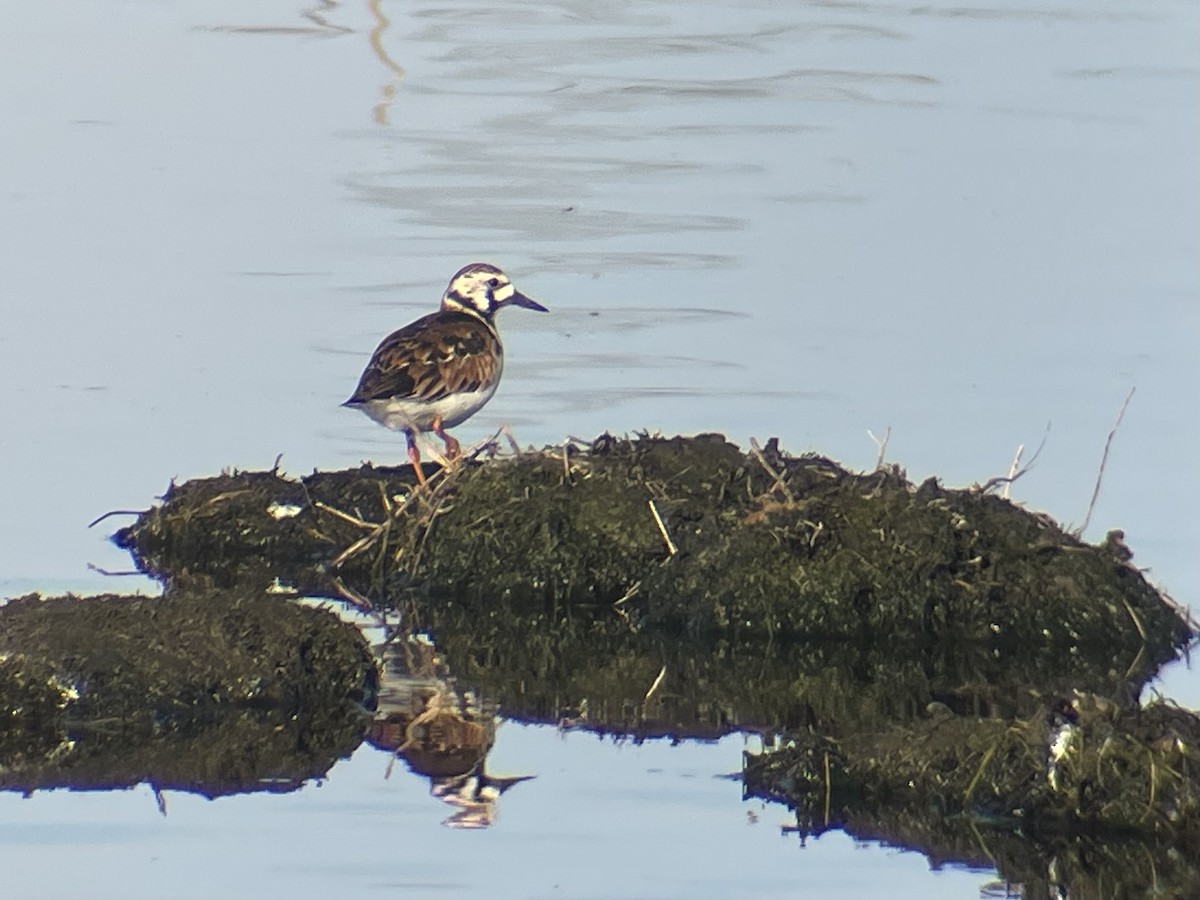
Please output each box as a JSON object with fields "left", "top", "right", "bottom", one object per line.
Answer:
{"left": 404, "top": 429, "right": 427, "bottom": 486}
{"left": 432, "top": 417, "right": 461, "bottom": 461}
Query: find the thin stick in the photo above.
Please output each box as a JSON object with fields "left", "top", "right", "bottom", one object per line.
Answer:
{"left": 329, "top": 529, "right": 388, "bottom": 570}
{"left": 328, "top": 464, "right": 453, "bottom": 570}
{"left": 867, "top": 426, "right": 891, "bottom": 471}
{"left": 965, "top": 818, "right": 997, "bottom": 865}
{"left": 329, "top": 575, "right": 376, "bottom": 612}
{"left": 976, "top": 421, "right": 1051, "bottom": 494}
{"left": 644, "top": 665, "right": 667, "bottom": 703}
{"left": 85, "top": 563, "right": 143, "bottom": 577}
{"left": 749, "top": 438, "right": 794, "bottom": 503}
{"left": 377, "top": 481, "right": 393, "bottom": 517}
{"left": 963, "top": 741, "right": 999, "bottom": 804}
{"left": 648, "top": 500, "right": 678, "bottom": 556}
{"left": 1078, "top": 387, "right": 1135, "bottom": 536}
{"left": 86, "top": 510, "right": 144, "bottom": 528}
{"left": 1002, "top": 444, "right": 1024, "bottom": 500}
{"left": 613, "top": 580, "right": 642, "bottom": 607}
{"left": 498, "top": 424, "right": 522, "bottom": 456}
{"left": 1157, "top": 589, "right": 1200, "bottom": 635}
{"left": 823, "top": 751, "right": 832, "bottom": 827}
{"left": 1143, "top": 753, "right": 1158, "bottom": 823}
{"left": 1123, "top": 642, "right": 1148, "bottom": 682}
{"left": 407, "top": 491, "right": 451, "bottom": 575}
{"left": 313, "top": 501, "right": 378, "bottom": 531}
{"left": 1121, "top": 597, "right": 1148, "bottom": 643}
{"left": 466, "top": 426, "right": 505, "bottom": 462}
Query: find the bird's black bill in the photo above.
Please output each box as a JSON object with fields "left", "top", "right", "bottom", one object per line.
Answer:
{"left": 506, "top": 291, "right": 548, "bottom": 312}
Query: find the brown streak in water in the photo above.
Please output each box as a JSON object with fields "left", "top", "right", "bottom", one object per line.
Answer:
{"left": 369, "top": 0, "right": 408, "bottom": 126}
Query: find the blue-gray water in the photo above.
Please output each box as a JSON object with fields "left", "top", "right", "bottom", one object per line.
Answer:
{"left": 1, "top": 1, "right": 1196, "bottom": 897}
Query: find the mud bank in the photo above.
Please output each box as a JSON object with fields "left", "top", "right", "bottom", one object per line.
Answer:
{"left": 112, "top": 434, "right": 1192, "bottom": 658}
{"left": 0, "top": 591, "right": 375, "bottom": 797}
{"left": 744, "top": 696, "right": 1200, "bottom": 890}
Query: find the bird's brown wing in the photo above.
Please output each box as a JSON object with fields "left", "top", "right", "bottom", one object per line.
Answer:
{"left": 346, "top": 312, "right": 501, "bottom": 404}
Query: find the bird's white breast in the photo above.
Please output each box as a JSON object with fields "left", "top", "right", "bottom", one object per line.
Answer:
{"left": 357, "top": 380, "right": 500, "bottom": 433}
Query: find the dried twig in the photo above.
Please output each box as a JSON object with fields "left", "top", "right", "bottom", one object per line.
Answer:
{"left": 867, "top": 426, "right": 891, "bottom": 471}
{"left": 749, "top": 437, "right": 794, "bottom": 504}
{"left": 1077, "top": 387, "right": 1136, "bottom": 537}
{"left": 1120, "top": 597, "right": 1148, "bottom": 644}
{"left": 329, "top": 529, "right": 388, "bottom": 570}
{"left": 648, "top": 500, "right": 678, "bottom": 556}
{"left": 329, "top": 575, "right": 376, "bottom": 612}
{"left": 1157, "top": 590, "right": 1200, "bottom": 635}
{"left": 85, "top": 563, "right": 142, "bottom": 577}
{"left": 328, "top": 476, "right": 433, "bottom": 570}
{"left": 612, "top": 580, "right": 642, "bottom": 630}
{"left": 497, "top": 424, "right": 522, "bottom": 456}
{"left": 976, "top": 422, "right": 1051, "bottom": 495}
{"left": 613, "top": 580, "right": 642, "bottom": 607}
{"left": 313, "top": 501, "right": 378, "bottom": 531}
{"left": 407, "top": 491, "right": 452, "bottom": 575}
{"left": 822, "top": 751, "right": 832, "bottom": 827}
{"left": 643, "top": 665, "right": 667, "bottom": 703}
{"left": 86, "top": 510, "right": 144, "bottom": 528}
{"left": 963, "top": 740, "right": 1000, "bottom": 805}
{"left": 1002, "top": 444, "right": 1024, "bottom": 500}
{"left": 465, "top": 427, "right": 505, "bottom": 462}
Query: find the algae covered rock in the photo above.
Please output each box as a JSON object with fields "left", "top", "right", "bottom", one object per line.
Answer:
{"left": 0, "top": 591, "right": 376, "bottom": 797}
{"left": 112, "top": 434, "right": 1192, "bottom": 664}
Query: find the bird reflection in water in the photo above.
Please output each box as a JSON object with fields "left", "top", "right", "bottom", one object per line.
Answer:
{"left": 365, "top": 635, "right": 533, "bottom": 828}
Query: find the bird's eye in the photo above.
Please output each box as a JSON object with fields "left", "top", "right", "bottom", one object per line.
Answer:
{"left": 487, "top": 277, "right": 501, "bottom": 288}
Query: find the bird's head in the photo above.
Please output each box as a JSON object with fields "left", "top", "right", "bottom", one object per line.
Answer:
{"left": 441, "top": 263, "right": 548, "bottom": 321}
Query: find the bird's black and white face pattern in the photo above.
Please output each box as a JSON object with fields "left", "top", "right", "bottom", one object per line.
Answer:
{"left": 441, "top": 263, "right": 513, "bottom": 320}
{"left": 440, "top": 262, "right": 547, "bottom": 321}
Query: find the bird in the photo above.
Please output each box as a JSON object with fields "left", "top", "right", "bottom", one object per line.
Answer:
{"left": 343, "top": 263, "right": 547, "bottom": 483}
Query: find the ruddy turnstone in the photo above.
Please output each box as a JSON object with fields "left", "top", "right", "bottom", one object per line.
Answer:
{"left": 343, "top": 263, "right": 547, "bottom": 482}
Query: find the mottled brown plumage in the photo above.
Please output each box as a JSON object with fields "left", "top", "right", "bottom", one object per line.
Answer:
{"left": 343, "top": 263, "right": 547, "bottom": 483}
{"left": 346, "top": 311, "right": 501, "bottom": 409}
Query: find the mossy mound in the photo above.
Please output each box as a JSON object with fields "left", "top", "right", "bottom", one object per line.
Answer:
{"left": 109, "top": 463, "right": 420, "bottom": 592}
{"left": 0, "top": 591, "right": 376, "bottom": 796}
{"left": 113, "top": 434, "right": 1193, "bottom": 661}
{"left": 744, "top": 696, "right": 1200, "bottom": 852}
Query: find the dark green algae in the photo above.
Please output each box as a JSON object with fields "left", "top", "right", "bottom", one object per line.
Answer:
{"left": 114, "top": 432, "right": 1193, "bottom": 661}
{"left": 0, "top": 590, "right": 375, "bottom": 797}
{"left": 742, "top": 696, "right": 1200, "bottom": 888}
{"left": 4, "top": 424, "right": 1199, "bottom": 884}
{"left": 62, "top": 431, "right": 1200, "bottom": 867}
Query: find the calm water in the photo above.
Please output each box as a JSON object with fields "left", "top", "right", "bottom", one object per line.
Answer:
{"left": 1, "top": 0, "right": 1196, "bottom": 897}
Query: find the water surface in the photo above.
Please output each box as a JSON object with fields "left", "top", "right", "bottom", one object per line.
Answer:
{"left": 0, "top": 0, "right": 1196, "bottom": 896}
